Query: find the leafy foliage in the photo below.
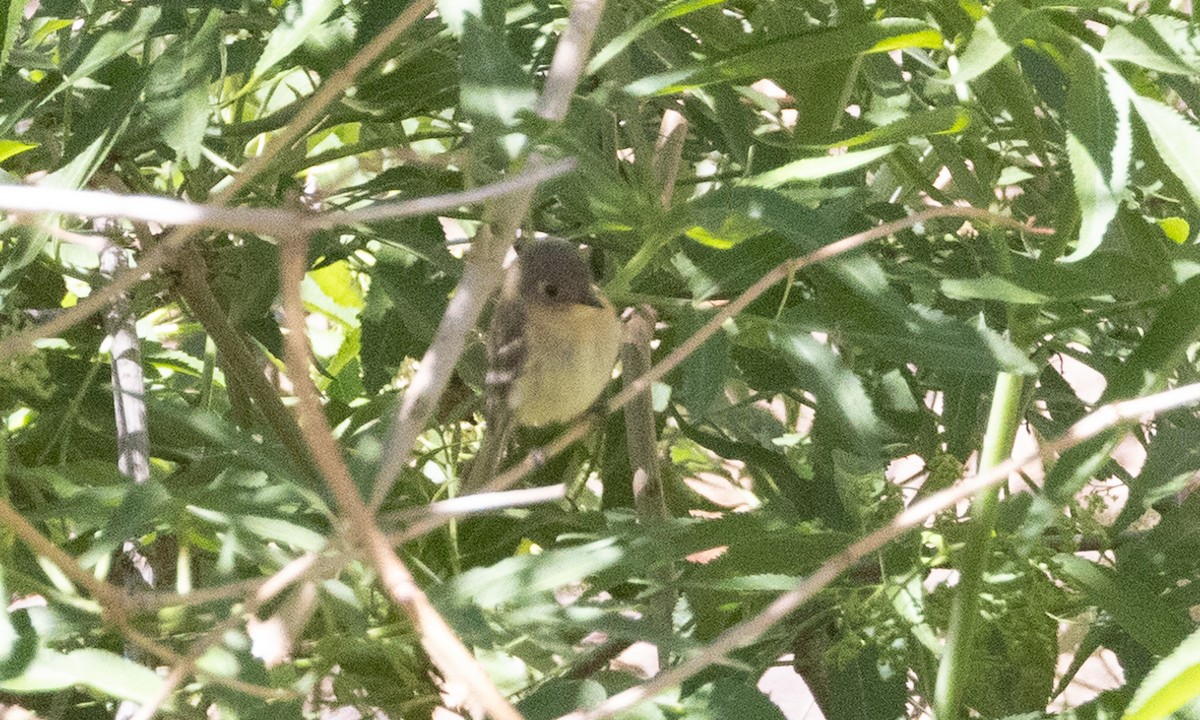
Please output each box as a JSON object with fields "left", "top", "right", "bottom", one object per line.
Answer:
{"left": 0, "top": 0, "right": 1199, "bottom": 718}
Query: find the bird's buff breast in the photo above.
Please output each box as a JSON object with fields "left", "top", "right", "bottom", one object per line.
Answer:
{"left": 512, "top": 302, "right": 621, "bottom": 427}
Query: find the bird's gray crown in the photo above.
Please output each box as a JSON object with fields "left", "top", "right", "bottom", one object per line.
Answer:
{"left": 517, "top": 238, "right": 602, "bottom": 307}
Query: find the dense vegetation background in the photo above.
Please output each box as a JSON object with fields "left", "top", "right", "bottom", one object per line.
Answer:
{"left": 0, "top": 0, "right": 1199, "bottom": 718}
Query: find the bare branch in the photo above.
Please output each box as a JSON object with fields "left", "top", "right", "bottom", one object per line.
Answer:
{"left": 537, "top": 0, "right": 607, "bottom": 121}
{"left": 384, "top": 484, "right": 568, "bottom": 540}
{"left": 0, "top": 159, "right": 576, "bottom": 236}
{"left": 172, "top": 245, "right": 317, "bottom": 478}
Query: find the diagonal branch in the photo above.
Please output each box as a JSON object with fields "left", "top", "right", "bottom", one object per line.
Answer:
{"left": 277, "top": 231, "right": 522, "bottom": 720}
{"left": 556, "top": 379, "right": 1200, "bottom": 720}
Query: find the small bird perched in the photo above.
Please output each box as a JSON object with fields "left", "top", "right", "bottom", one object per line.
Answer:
{"left": 466, "top": 238, "right": 622, "bottom": 490}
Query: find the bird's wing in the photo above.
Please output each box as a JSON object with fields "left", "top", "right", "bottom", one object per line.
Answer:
{"left": 465, "top": 300, "right": 527, "bottom": 490}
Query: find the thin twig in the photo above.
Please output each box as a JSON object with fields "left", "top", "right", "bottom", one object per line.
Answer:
{"left": 126, "top": 552, "right": 323, "bottom": 720}
{"left": 556, "top": 379, "right": 1200, "bottom": 720}
{"left": 277, "top": 232, "right": 522, "bottom": 720}
{"left": 384, "top": 484, "right": 568, "bottom": 540}
{"left": 172, "top": 246, "right": 316, "bottom": 478}
{"left": 621, "top": 306, "right": 672, "bottom": 670}
{"left": 0, "top": 0, "right": 436, "bottom": 363}
{"left": 126, "top": 555, "right": 345, "bottom": 611}
{"left": 0, "top": 159, "right": 576, "bottom": 236}
{"left": 652, "top": 109, "right": 687, "bottom": 208}
{"left": 400, "top": 206, "right": 1055, "bottom": 538}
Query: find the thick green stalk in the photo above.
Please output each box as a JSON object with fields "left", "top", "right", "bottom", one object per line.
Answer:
{"left": 932, "top": 370, "right": 1025, "bottom": 719}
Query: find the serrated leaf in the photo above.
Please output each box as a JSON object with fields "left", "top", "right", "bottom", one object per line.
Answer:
{"left": 143, "top": 9, "right": 220, "bottom": 166}
{"left": 1062, "top": 49, "right": 1131, "bottom": 262}
{"left": 251, "top": 0, "right": 340, "bottom": 81}
{"left": 675, "top": 310, "right": 730, "bottom": 419}
{"left": 1053, "top": 554, "right": 1192, "bottom": 656}
{"left": 60, "top": 6, "right": 162, "bottom": 86}
{"left": 459, "top": 13, "right": 535, "bottom": 128}
{"left": 945, "top": 0, "right": 1036, "bottom": 84}
{"left": 1103, "top": 15, "right": 1200, "bottom": 75}
{"left": 1132, "top": 94, "right": 1200, "bottom": 214}
{"left": 770, "top": 326, "right": 884, "bottom": 454}
{"left": 0, "top": 0, "right": 21, "bottom": 69}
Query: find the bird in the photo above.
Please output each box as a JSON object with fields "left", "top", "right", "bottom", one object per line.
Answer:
{"left": 465, "top": 237, "right": 622, "bottom": 490}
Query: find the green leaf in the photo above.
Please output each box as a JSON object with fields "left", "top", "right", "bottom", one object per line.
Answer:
{"left": 675, "top": 310, "right": 730, "bottom": 419}
{"left": 742, "top": 146, "right": 895, "bottom": 188}
{"left": 0, "top": 566, "right": 37, "bottom": 682}
{"left": 60, "top": 6, "right": 162, "bottom": 86}
{"left": 251, "top": 0, "right": 341, "bottom": 82}
{"left": 1102, "top": 15, "right": 1200, "bottom": 75}
{"left": 436, "top": 538, "right": 630, "bottom": 610}
{"left": 459, "top": 13, "right": 536, "bottom": 129}
{"left": 143, "top": 9, "right": 221, "bottom": 166}
{"left": 823, "top": 107, "right": 971, "bottom": 149}
{"left": 769, "top": 325, "right": 884, "bottom": 455}
{"left": 0, "top": 648, "right": 165, "bottom": 704}
{"left": 941, "top": 275, "right": 1051, "bottom": 304}
{"left": 589, "top": 0, "right": 726, "bottom": 74}
{"left": 1122, "top": 601, "right": 1200, "bottom": 719}
{"left": 518, "top": 678, "right": 607, "bottom": 719}
{"left": 1062, "top": 48, "right": 1131, "bottom": 262}
{"left": 238, "top": 515, "right": 326, "bottom": 552}
{"left": 945, "top": 0, "right": 1037, "bottom": 84}
{"left": 630, "top": 19, "right": 942, "bottom": 95}
{"left": 0, "top": 0, "right": 21, "bottom": 69}
{"left": 1030, "top": 274, "right": 1200, "bottom": 536}
{"left": 1158, "top": 217, "right": 1190, "bottom": 244}
{"left": 705, "top": 678, "right": 788, "bottom": 720}
{"left": 0, "top": 140, "right": 37, "bottom": 165}
{"left": 1053, "top": 554, "right": 1192, "bottom": 656}
{"left": 1132, "top": 94, "right": 1200, "bottom": 214}
{"left": 360, "top": 239, "right": 455, "bottom": 393}
{"left": 78, "top": 480, "right": 171, "bottom": 568}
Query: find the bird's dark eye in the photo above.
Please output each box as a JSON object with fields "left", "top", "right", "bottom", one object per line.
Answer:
{"left": 542, "top": 283, "right": 559, "bottom": 298}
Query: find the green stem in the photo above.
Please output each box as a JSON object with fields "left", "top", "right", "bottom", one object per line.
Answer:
{"left": 932, "top": 370, "right": 1025, "bottom": 719}
{"left": 607, "top": 234, "right": 669, "bottom": 296}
